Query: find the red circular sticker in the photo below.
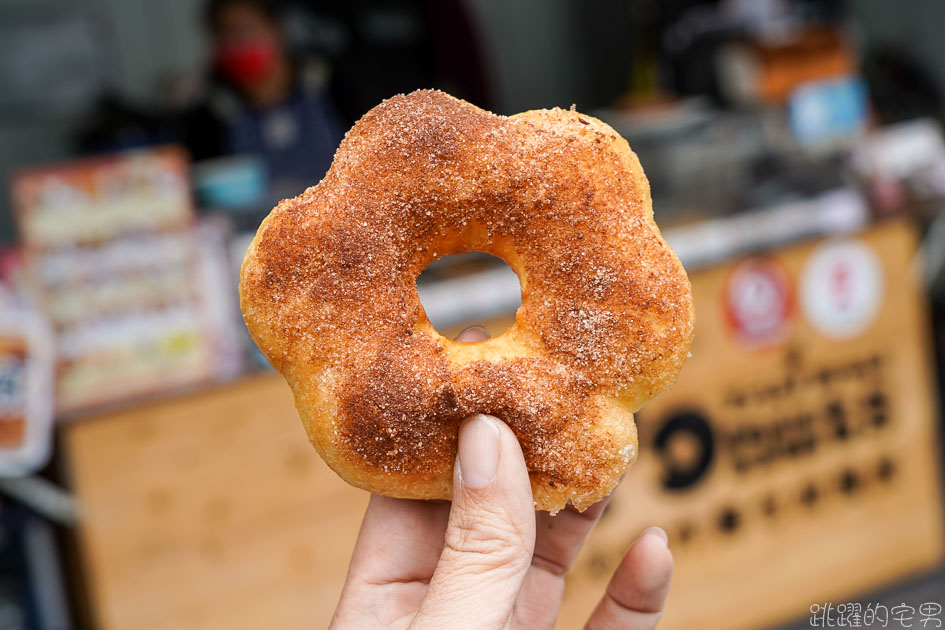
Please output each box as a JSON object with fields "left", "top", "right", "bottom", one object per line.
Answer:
{"left": 724, "top": 257, "right": 794, "bottom": 348}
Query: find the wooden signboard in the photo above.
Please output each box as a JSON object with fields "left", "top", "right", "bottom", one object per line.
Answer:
{"left": 560, "top": 220, "right": 945, "bottom": 629}
{"left": 65, "top": 221, "right": 943, "bottom": 630}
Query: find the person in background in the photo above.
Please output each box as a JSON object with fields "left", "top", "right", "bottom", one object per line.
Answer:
{"left": 179, "top": 0, "right": 344, "bottom": 189}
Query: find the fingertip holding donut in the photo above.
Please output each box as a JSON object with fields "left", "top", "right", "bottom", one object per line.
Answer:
{"left": 454, "top": 325, "right": 491, "bottom": 343}
{"left": 239, "top": 90, "right": 694, "bottom": 514}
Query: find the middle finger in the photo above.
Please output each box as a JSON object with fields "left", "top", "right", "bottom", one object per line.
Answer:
{"left": 511, "top": 486, "right": 619, "bottom": 628}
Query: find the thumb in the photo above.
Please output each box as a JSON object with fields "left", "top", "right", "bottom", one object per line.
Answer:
{"left": 411, "top": 414, "right": 536, "bottom": 630}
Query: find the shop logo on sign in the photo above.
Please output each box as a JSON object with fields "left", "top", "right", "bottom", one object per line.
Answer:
{"left": 724, "top": 257, "right": 794, "bottom": 348}
{"left": 801, "top": 240, "right": 883, "bottom": 339}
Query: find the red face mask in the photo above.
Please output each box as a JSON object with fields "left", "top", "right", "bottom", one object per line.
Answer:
{"left": 214, "top": 40, "right": 276, "bottom": 89}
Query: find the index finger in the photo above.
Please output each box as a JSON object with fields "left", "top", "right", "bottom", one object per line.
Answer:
{"left": 344, "top": 494, "right": 450, "bottom": 586}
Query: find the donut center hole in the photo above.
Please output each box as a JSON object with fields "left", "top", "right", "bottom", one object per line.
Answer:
{"left": 416, "top": 253, "right": 522, "bottom": 341}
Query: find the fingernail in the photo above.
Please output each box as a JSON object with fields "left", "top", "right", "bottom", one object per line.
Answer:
{"left": 642, "top": 526, "right": 669, "bottom": 545}
{"left": 458, "top": 414, "right": 501, "bottom": 489}
{"left": 454, "top": 324, "right": 490, "bottom": 342}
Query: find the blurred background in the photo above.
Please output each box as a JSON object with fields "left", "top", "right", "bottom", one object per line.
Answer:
{"left": 1, "top": 0, "right": 945, "bottom": 628}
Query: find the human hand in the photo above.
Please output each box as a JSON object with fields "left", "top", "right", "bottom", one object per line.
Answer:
{"left": 330, "top": 326, "right": 673, "bottom": 630}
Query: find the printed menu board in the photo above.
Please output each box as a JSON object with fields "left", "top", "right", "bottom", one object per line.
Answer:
{"left": 559, "top": 220, "right": 945, "bottom": 629}
{"left": 12, "top": 147, "right": 237, "bottom": 413}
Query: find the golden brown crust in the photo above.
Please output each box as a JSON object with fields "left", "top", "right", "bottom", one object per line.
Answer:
{"left": 239, "top": 90, "right": 694, "bottom": 513}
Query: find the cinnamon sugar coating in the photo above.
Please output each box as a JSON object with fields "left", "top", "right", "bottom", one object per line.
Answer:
{"left": 239, "top": 90, "right": 694, "bottom": 513}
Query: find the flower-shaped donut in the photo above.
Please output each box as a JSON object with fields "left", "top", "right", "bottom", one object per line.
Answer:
{"left": 240, "top": 90, "right": 694, "bottom": 513}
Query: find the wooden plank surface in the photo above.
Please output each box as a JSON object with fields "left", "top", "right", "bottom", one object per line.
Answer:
{"left": 65, "top": 375, "right": 367, "bottom": 630}
{"left": 65, "top": 221, "right": 945, "bottom": 630}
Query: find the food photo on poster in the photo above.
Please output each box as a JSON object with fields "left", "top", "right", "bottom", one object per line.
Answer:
{"left": 1, "top": 0, "right": 945, "bottom": 629}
